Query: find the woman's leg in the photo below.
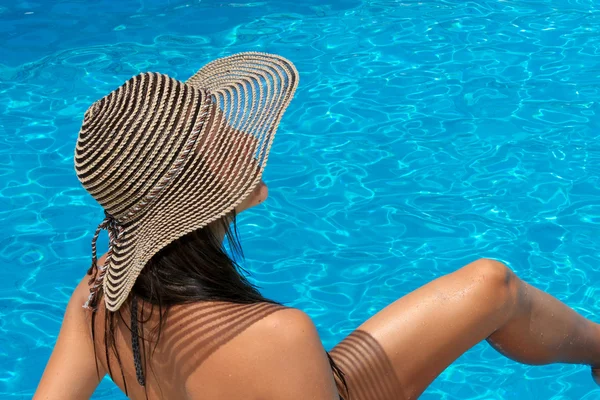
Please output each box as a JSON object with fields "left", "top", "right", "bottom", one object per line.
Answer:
{"left": 330, "top": 258, "right": 600, "bottom": 400}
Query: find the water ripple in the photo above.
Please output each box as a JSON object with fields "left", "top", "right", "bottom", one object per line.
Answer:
{"left": 2, "top": 0, "right": 600, "bottom": 398}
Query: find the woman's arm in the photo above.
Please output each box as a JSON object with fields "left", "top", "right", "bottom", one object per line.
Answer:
{"left": 34, "top": 274, "right": 105, "bottom": 399}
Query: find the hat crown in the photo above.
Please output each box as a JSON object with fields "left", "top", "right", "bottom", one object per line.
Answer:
{"left": 74, "top": 72, "right": 207, "bottom": 223}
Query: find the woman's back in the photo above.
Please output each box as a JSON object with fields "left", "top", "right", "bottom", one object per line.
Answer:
{"left": 86, "top": 283, "right": 339, "bottom": 399}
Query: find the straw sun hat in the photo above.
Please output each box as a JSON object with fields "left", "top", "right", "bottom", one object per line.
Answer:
{"left": 74, "top": 52, "right": 299, "bottom": 312}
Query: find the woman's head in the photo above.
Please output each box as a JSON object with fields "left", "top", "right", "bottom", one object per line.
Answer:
{"left": 76, "top": 53, "right": 299, "bottom": 312}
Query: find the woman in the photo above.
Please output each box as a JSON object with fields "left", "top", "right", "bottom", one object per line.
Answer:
{"left": 35, "top": 52, "right": 600, "bottom": 400}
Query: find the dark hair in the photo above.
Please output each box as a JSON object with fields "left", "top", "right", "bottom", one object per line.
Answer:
{"left": 90, "top": 211, "right": 349, "bottom": 399}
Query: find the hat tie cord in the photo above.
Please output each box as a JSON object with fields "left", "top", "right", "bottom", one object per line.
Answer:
{"left": 83, "top": 211, "right": 124, "bottom": 310}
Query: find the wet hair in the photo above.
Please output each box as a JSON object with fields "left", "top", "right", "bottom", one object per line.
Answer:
{"left": 90, "top": 211, "right": 349, "bottom": 399}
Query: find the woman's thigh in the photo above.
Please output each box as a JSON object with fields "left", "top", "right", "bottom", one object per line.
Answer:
{"left": 330, "top": 258, "right": 517, "bottom": 400}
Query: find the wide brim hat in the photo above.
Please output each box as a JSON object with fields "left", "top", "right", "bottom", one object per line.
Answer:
{"left": 74, "top": 52, "right": 299, "bottom": 312}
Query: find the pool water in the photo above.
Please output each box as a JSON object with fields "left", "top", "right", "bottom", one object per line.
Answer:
{"left": 2, "top": 0, "right": 600, "bottom": 398}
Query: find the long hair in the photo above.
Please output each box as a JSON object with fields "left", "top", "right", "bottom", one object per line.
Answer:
{"left": 90, "top": 211, "right": 349, "bottom": 398}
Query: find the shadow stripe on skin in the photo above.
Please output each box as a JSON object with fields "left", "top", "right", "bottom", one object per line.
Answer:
{"left": 331, "top": 330, "right": 403, "bottom": 400}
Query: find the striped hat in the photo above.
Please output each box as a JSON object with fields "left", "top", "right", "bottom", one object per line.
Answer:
{"left": 74, "top": 52, "right": 299, "bottom": 312}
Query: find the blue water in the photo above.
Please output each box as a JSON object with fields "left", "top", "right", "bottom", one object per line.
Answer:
{"left": 2, "top": 0, "right": 600, "bottom": 398}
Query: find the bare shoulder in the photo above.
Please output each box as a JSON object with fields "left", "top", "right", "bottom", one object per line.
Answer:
{"left": 184, "top": 306, "right": 339, "bottom": 400}
{"left": 244, "top": 307, "right": 340, "bottom": 399}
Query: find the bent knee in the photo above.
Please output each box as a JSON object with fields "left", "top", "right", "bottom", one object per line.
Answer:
{"left": 464, "top": 258, "right": 518, "bottom": 306}
{"left": 471, "top": 258, "right": 514, "bottom": 286}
